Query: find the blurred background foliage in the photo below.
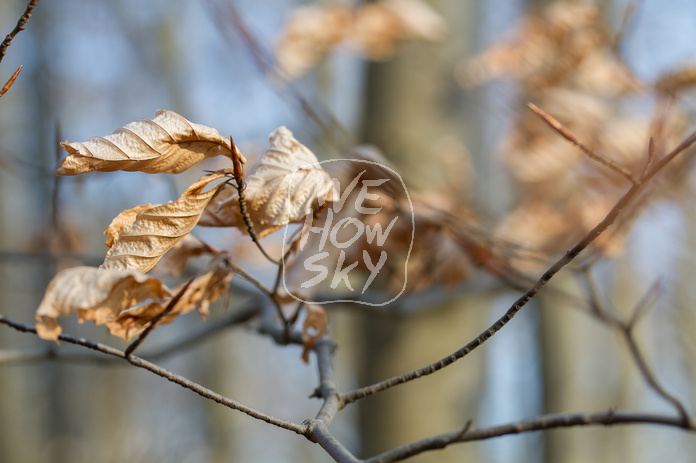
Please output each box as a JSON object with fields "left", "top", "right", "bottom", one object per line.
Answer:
{"left": 2, "top": 0, "right": 696, "bottom": 462}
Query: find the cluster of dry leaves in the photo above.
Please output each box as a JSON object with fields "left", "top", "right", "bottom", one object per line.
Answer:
{"left": 35, "top": 0, "right": 696, "bottom": 353}
{"left": 275, "top": 0, "right": 447, "bottom": 77}
{"left": 36, "top": 110, "right": 337, "bottom": 346}
{"left": 458, "top": 0, "right": 693, "bottom": 268}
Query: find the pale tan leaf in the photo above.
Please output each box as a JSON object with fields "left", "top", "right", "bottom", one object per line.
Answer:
{"left": 105, "top": 300, "right": 169, "bottom": 341}
{"left": 172, "top": 253, "right": 235, "bottom": 318}
{"left": 113, "top": 253, "right": 235, "bottom": 339}
{"left": 104, "top": 204, "right": 153, "bottom": 247}
{"left": 276, "top": 0, "right": 446, "bottom": 77}
{"left": 276, "top": 5, "right": 352, "bottom": 77}
{"left": 301, "top": 304, "right": 329, "bottom": 363}
{"left": 240, "top": 126, "right": 337, "bottom": 238}
{"left": 101, "top": 173, "right": 226, "bottom": 273}
{"left": 35, "top": 266, "right": 171, "bottom": 341}
{"left": 58, "top": 110, "right": 232, "bottom": 175}
{"left": 383, "top": 0, "right": 448, "bottom": 42}
{"left": 197, "top": 184, "right": 243, "bottom": 228}
{"left": 350, "top": 0, "right": 447, "bottom": 60}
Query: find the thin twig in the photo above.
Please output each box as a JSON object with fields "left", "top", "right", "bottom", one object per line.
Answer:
{"left": 581, "top": 270, "right": 690, "bottom": 425}
{"left": 612, "top": 0, "right": 644, "bottom": 54}
{"left": 0, "top": 0, "right": 40, "bottom": 64}
{"left": 363, "top": 410, "right": 692, "bottom": 463}
{"left": 0, "top": 306, "right": 262, "bottom": 366}
{"left": 144, "top": 304, "right": 261, "bottom": 360}
{"left": 224, "top": 258, "right": 274, "bottom": 297}
{"left": 626, "top": 278, "right": 662, "bottom": 330}
{"left": 228, "top": 136, "right": 279, "bottom": 264}
{"left": 342, "top": 130, "right": 696, "bottom": 405}
{"left": 124, "top": 278, "right": 195, "bottom": 358}
{"left": 528, "top": 102, "right": 639, "bottom": 183}
{"left": 0, "top": 314, "right": 307, "bottom": 435}
{"left": 621, "top": 328, "right": 690, "bottom": 425}
{"left": 206, "top": 0, "right": 353, "bottom": 152}
{"left": 643, "top": 137, "right": 657, "bottom": 177}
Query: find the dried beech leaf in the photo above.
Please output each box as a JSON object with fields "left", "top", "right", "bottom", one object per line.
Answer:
{"left": 240, "top": 126, "right": 337, "bottom": 238}
{"left": 101, "top": 173, "right": 225, "bottom": 273}
{"left": 105, "top": 300, "right": 170, "bottom": 341}
{"left": 276, "top": 5, "right": 352, "bottom": 77}
{"left": 276, "top": 0, "right": 446, "bottom": 77}
{"left": 173, "top": 253, "right": 235, "bottom": 318}
{"left": 35, "top": 266, "right": 171, "bottom": 341}
{"left": 301, "top": 304, "right": 329, "bottom": 363}
{"left": 197, "top": 184, "right": 242, "bottom": 228}
{"left": 151, "top": 234, "right": 214, "bottom": 277}
{"left": 58, "top": 110, "right": 232, "bottom": 175}
{"left": 105, "top": 204, "right": 153, "bottom": 247}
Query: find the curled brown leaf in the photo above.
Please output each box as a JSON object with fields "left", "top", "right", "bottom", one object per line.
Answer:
{"left": 58, "top": 110, "right": 232, "bottom": 175}
{"left": 35, "top": 266, "right": 171, "bottom": 341}
{"left": 101, "top": 173, "right": 225, "bottom": 273}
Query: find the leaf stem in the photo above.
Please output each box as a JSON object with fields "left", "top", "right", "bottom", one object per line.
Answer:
{"left": 229, "top": 136, "right": 279, "bottom": 264}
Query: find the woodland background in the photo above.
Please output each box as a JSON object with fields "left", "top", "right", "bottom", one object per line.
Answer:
{"left": 2, "top": 0, "right": 696, "bottom": 462}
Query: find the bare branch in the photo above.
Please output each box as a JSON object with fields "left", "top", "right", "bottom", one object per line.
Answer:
{"left": 621, "top": 328, "right": 690, "bottom": 425}
{"left": 124, "top": 278, "right": 195, "bottom": 358}
{"left": 0, "top": 0, "right": 40, "bottom": 64}
{"left": 342, "top": 129, "right": 696, "bottom": 405}
{"left": 205, "top": 0, "right": 353, "bottom": 151}
{"left": 0, "top": 315, "right": 307, "bottom": 435}
{"left": 224, "top": 258, "right": 274, "bottom": 297}
{"left": 305, "top": 420, "right": 359, "bottom": 463}
{"left": 364, "top": 410, "right": 692, "bottom": 463}
{"left": 582, "top": 270, "right": 690, "bottom": 425}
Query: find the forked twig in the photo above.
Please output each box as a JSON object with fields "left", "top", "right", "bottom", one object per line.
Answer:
{"left": 528, "top": 102, "right": 639, "bottom": 184}
{"left": 341, "top": 128, "right": 696, "bottom": 405}
{"left": 363, "top": 410, "right": 691, "bottom": 463}
{"left": 582, "top": 270, "right": 690, "bottom": 425}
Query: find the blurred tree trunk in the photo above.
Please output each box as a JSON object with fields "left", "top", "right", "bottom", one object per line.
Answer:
{"left": 355, "top": 1, "right": 489, "bottom": 460}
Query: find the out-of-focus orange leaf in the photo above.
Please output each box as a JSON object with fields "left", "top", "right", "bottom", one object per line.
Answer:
{"left": 35, "top": 266, "right": 171, "bottom": 341}
{"left": 351, "top": 0, "right": 447, "bottom": 60}
{"left": 0, "top": 65, "right": 22, "bottom": 97}
{"left": 275, "top": 4, "right": 351, "bottom": 78}
{"left": 101, "top": 173, "right": 225, "bottom": 273}
{"left": 58, "top": 110, "right": 232, "bottom": 175}
{"left": 301, "top": 304, "right": 329, "bottom": 363}
{"left": 200, "top": 127, "right": 337, "bottom": 238}
{"left": 276, "top": 0, "right": 447, "bottom": 77}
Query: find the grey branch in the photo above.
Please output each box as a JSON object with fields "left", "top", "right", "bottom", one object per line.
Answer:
{"left": 363, "top": 410, "right": 693, "bottom": 463}
{"left": 341, "top": 128, "right": 696, "bottom": 405}
{"left": 0, "top": 315, "right": 307, "bottom": 435}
